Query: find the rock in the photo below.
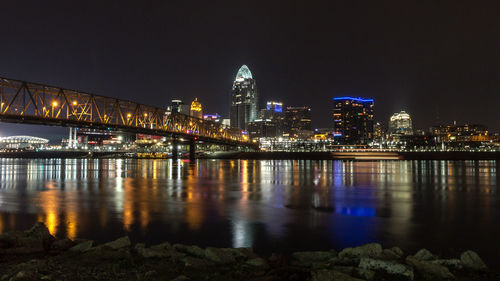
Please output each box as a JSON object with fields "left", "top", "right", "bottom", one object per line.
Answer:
{"left": 291, "top": 251, "right": 337, "bottom": 267}
{"left": 245, "top": 257, "right": 269, "bottom": 269}
{"left": 80, "top": 246, "right": 131, "bottom": 262}
{"left": 381, "top": 248, "right": 402, "bottom": 260}
{"left": 204, "top": 247, "right": 236, "bottom": 264}
{"left": 8, "top": 270, "right": 38, "bottom": 281}
{"left": 182, "top": 256, "right": 211, "bottom": 269}
{"left": 103, "top": 236, "right": 130, "bottom": 249}
{"left": 430, "top": 259, "right": 463, "bottom": 270}
{"left": 2, "top": 247, "right": 44, "bottom": 255}
{"left": 460, "top": 250, "right": 487, "bottom": 271}
{"left": 171, "top": 275, "right": 190, "bottom": 281}
{"left": 390, "top": 247, "right": 404, "bottom": 257}
{"left": 333, "top": 266, "right": 375, "bottom": 281}
{"left": 311, "top": 269, "right": 365, "bottom": 281}
{"left": 359, "top": 258, "right": 414, "bottom": 280}
{"left": 173, "top": 244, "right": 205, "bottom": 258}
{"left": 25, "top": 222, "right": 55, "bottom": 250}
{"left": 135, "top": 243, "right": 170, "bottom": 258}
{"left": 413, "top": 248, "right": 437, "bottom": 261}
{"left": 339, "top": 243, "right": 382, "bottom": 260}
{"left": 69, "top": 240, "right": 93, "bottom": 252}
{"left": 143, "top": 270, "right": 157, "bottom": 279}
{"left": 406, "top": 256, "right": 455, "bottom": 280}
{"left": 150, "top": 242, "right": 173, "bottom": 251}
{"left": 50, "top": 238, "right": 75, "bottom": 251}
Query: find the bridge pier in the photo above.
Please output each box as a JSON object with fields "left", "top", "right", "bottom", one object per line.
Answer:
{"left": 189, "top": 139, "right": 196, "bottom": 160}
{"left": 172, "top": 137, "right": 179, "bottom": 160}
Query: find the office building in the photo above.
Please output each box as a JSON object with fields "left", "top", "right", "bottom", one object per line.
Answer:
{"left": 332, "top": 96, "right": 374, "bottom": 144}
{"left": 389, "top": 111, "right": 413, "bottom": 135}
{"left": 284, "top": 106, "right": 312, "bottom": 139}
{"left": 230, "top": 65, "right": 258, "bottom": 130}
{"left": 190, "top": 98, "right": 203, "bottom": 118}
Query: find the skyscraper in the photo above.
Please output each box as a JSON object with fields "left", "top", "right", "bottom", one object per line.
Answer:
{"left": 230, "top": 65, "right": 258, "bottom": 130}
{"left": 284, "top": 106, "right": 312, "bottom": 139}
{"left": 190, "top": 98, "right": 203, "bottom": 119}
{"left": 332, "top": 97, "right": 374, "bottom": 144}
{"left": 389, "top": 111, "right": 413, "bottom": 135}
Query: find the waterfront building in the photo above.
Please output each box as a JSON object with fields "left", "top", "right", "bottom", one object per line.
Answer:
{"left": 0, "top": 136, "right": 48, "bottom": 150}
{"left": 389, "top": 111, "right": 413, "bottom": 135}
{"left": 284, "top": 106, "right": 312, "bottom": 139}
{"left": 430, "top": 123, "right": 491, "bottom": 143}
{"left": 247, "top": 119, "right": 278, "bottom": 139}
{"left": 230, "top": 65, "right": 258, "bottom": 130}
{"left": 257, "top": 101, "right": 286, "bottom": 137}
{"left": 332, "top": 97, "right": 374, "bottom": 144}
{"left": 190, "top": 98, "right": 203, "bottom": 119}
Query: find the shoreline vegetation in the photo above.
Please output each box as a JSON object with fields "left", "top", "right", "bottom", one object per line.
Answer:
{"left": 0, "top": 223, "right": 498, "bottom": 281}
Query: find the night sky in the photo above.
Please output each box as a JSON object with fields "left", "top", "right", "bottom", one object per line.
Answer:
{"left": 0, "top": 1, "right": 499, "bottom": 140}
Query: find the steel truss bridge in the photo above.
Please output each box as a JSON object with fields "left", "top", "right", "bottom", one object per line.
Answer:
{"left": 0, "top": 77, "right": 256, "bottom": 150}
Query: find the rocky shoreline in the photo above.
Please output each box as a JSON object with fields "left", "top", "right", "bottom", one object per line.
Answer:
{"left": 0, "top": 223, "right": 498, "bottom": 281}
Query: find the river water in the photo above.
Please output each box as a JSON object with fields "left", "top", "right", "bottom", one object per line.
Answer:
{"left": 0, "top": 159, "right": 498, "bottom": 266}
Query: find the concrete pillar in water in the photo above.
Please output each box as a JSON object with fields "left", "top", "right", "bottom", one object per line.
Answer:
{"left": 172, "top": 137, "right": 179, "bottom": 160}
{"left": 189, "top": 139, "right": 196, "bottom": 160}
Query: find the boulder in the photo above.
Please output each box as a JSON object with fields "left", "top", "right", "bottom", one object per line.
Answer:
{"left": 406, "top": 256, "right": 455, "bottom": 280}
{"left": 311, "top": 269, "right": 365, "bottom": 281}
{"left": 69, "top": 240, "right": 93, "bottom": 252}
{"left": 204, "top": 247, "right": 236, "bottom": 264}
{"left": 390, "top": 247, "right": 404, "bottom": 257}
{"left": 339, "top": 243, "right": 382, "bottom": 260}
{"left": 413, "top": 249, "right": 437, "bottom": 261}
{"left": 173, "top": 244, "right": 205, "bottom": 258}
{"left": 150, "top": 242, "right": 173, "bottom": 251}
{"left": 333, "top": 266, "right": 375, "bottom": 281}
{"left": 291, "top": 251, "right": 337, "bottom": 267}
{"left": 380, "top": 248, "right": 402, "bottom": 260}
{"left": 460, "top": 250, "right": 487, "bottom": 271}
{"left": 430, "top": 259, "right": 463, "bottom": 270}
{"left": 134, "top": 243, "right": 170, "bottom": 258}
{"left": 359, "top": 258, "right": 414, "bottom": 281}
{"left": 245, "top": 257, "right": 269, "bottom": 269}
{"left": 103, "top": 236, "right": 130, "bottom": 249}
{"left": 182, "top": 256, "right": 212, "bottom": 269}
{"left": 7, "top": 270, "right": 38, "bottom": 281}
{"left": 50, "top": 238, "right": 75, "bottom": 251}
{"left": 171, "top": 275, "right": 190, "bottom": 281}
{"left": 25, "top": 222, "right": 55, "bottom": 250}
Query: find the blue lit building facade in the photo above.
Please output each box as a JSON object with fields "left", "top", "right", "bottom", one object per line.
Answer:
{"left": 333, "top": 97, "right": 374, "bottom": 144}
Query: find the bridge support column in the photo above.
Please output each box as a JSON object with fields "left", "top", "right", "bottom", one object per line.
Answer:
{"left": 189, "top": 139, "right": 196, "bottom": 160}
{"left": 172, "top": 137, "right": 179, "bottom": 160}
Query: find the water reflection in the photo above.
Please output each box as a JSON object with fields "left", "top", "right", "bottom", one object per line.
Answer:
{"left": 0, "top": 159, "right": 498, "bottom": 265}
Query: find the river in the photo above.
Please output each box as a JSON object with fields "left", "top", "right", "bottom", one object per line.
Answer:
{"left": 0, "top": 159, "right": 498, "bottom": 266}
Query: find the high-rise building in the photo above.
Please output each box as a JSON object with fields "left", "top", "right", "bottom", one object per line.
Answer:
{"left": 389, "top": 111, "right": 413, "bottom": 135}
{"left": 230, "top": 65, "right": 258, "bottom": 131}
{"left": 167, "top": 99, "right": 190, "bottom": 115}
{"left": 284, "top": 106, "right": 312, "bottom": 139}
{"left": 190, "top": 98, "right": 203, "bottom": 119}
{"left": 203, "top": 114, "right": 223, "bottom": 123}
{"left": 332, "top": 97, "right": 374, "bottom": 144}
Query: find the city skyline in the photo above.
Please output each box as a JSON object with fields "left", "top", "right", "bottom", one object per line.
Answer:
{"left": 0, "top": 1, "right": 499, "bottom": 139}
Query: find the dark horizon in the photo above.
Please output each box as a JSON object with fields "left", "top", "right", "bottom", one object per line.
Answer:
{"left": 0, "top": 0, "right": 498, "bottom": 139}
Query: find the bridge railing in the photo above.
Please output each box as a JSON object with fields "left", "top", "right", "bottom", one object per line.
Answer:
{"left": 0, "top": 77, "right": 249, "bottom": 144}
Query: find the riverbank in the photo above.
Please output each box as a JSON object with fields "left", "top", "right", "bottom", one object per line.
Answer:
{"left": 0, "top": 150, "right": 499, "bottom": 160}
{"left": 0, "top": 223, "right": 498, "bottom": 281}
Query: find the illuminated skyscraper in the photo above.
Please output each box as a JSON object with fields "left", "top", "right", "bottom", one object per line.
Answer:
{"left": 230, "top": 65, "right": 258, "bottom": 130}
{"left": 332, "top": 97, "right": 374, "bottom": 144}
{"left": 389, "top": 111, "right": 413, "bottom": 135}
{"left": 284, "top": 106, "right": 312, "bottom": 139}
{"left": 190, "top": 98, "right": 203, "bottom": 119}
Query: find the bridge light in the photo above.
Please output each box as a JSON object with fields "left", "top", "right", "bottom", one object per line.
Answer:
{"left": 144, "top": 113, "right": 148, "bottom": 117}
{"left": 189, "top": 122, "right": 193, "bottom": 126}
{"left": 72, "top": 101, "right": 77, "bottom": 106}
{"left": 52, "top": 101, "right": 58, "bottom": 107}
{"left": 127, "top": 113, "right": 132, "bottom": 118}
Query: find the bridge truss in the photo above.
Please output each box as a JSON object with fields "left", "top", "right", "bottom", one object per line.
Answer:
{"left": 0, "top": 77, "right": 253, "bottom": 147}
